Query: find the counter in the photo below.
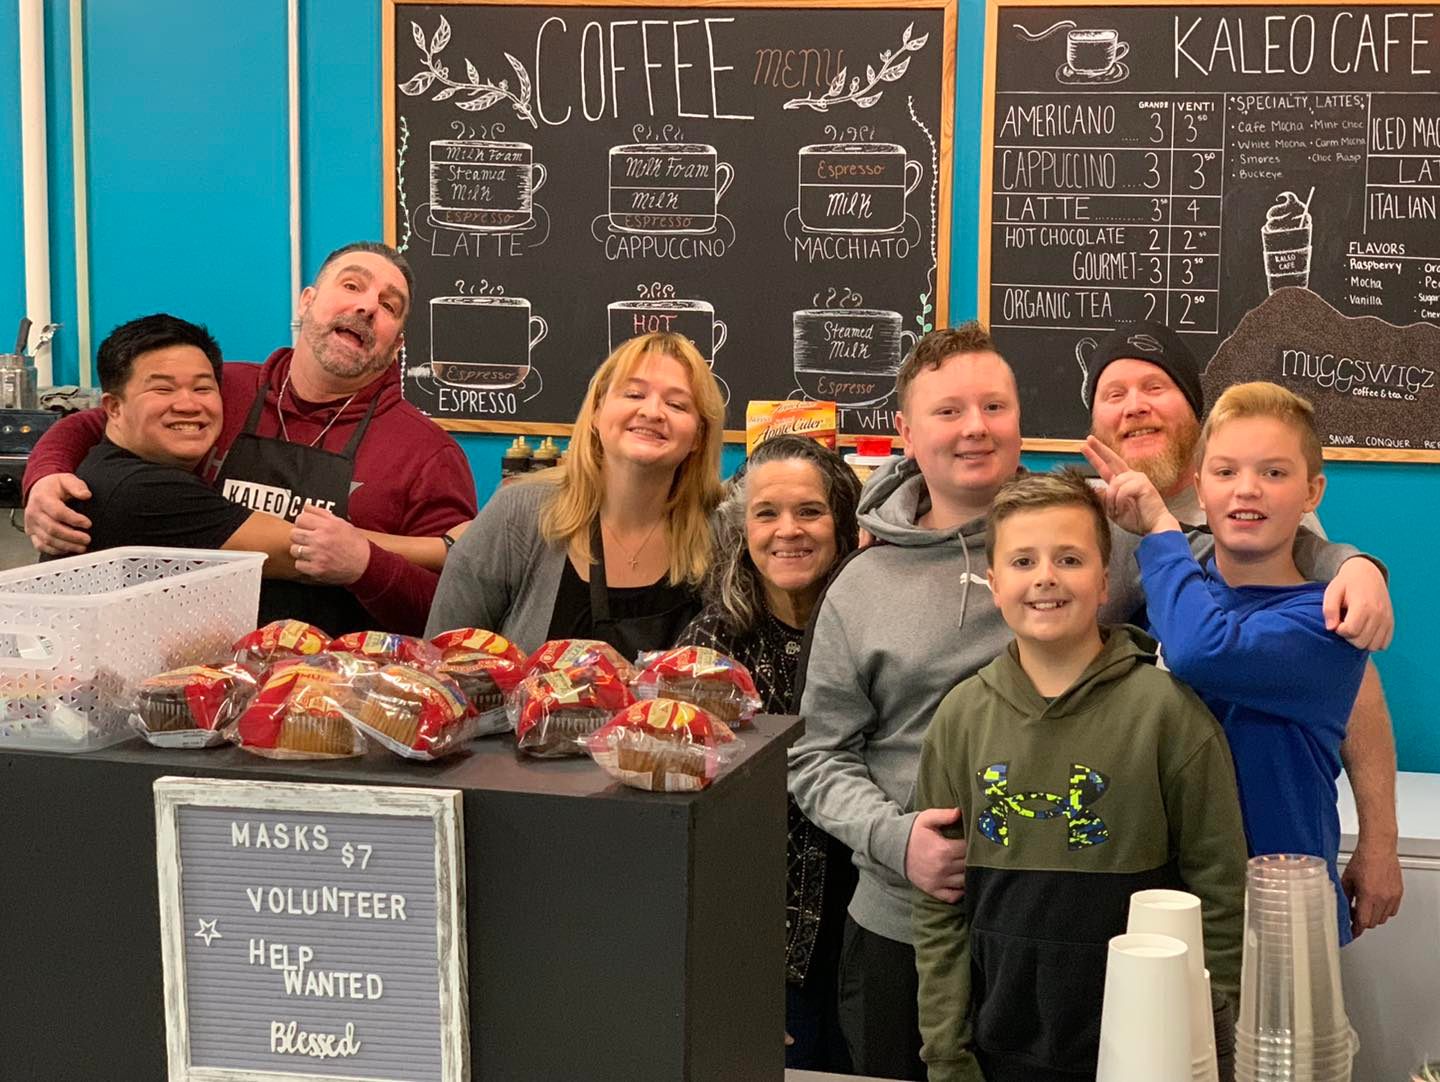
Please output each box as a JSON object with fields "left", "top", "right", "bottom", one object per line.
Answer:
{"left": 0, "top": 715, "right": 800, "bottom": 1081}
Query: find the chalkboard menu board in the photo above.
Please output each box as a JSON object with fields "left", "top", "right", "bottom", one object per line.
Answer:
{"left": 155, "top": 779, "right": 467, "bottom": 1082}
{"left": 384, "top": 0, "right": 956, "bottom": 437}
{"left": 982, "top": 1, "right": 1440, "bottom": 461}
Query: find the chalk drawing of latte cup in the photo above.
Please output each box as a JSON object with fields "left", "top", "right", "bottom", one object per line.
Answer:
{"left": 608, "top": 144, "right": 734, "bottom": 235}
{"left": 1057, "top": 28, "right": 1130, "bottom": 84}
{"left": 430, "top": 296, "right": 547, "bottom": 389}
{"left": 793, "top": 308, "right": 915, "bottom": 407}
{"left": 798, "top": 144, "right": 924, "bottom": 235}
{"left": 428, "top": 140, "right": 547, "bottom": 232}
{"left": 607, "top": 299, "right": 728, "bottom": 362}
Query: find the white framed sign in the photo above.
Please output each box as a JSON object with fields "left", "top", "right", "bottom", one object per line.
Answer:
{"left": 154, "top": 777, "right": 468, "bottom": 1082}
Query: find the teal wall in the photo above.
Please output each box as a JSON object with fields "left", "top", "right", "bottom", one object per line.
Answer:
{"left": 3, "top": 1, "right": 1435, "bottom": 768}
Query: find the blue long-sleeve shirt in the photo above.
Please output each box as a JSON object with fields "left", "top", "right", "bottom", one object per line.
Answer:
{"left": 1137, "top": 530, "right": 1369, "bottom": 944}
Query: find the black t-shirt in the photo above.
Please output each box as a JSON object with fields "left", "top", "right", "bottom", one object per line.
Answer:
{"left": 545, "top": 556, "right": 700, "bottom": 655}
{"left": 70, "top": 438, "right": 253, "bottom": 553}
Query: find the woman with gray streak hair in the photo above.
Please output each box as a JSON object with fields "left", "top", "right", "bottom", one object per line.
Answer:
{"left": 676, "top": 434, "right": 861, "bottom": 1072}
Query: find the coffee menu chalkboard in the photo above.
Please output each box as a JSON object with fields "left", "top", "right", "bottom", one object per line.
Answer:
{"left": 981, "top": 1, "right": 1440, "bottom": 461}
{"left": 384, "top": 0, "right": 957, "bottom": 437}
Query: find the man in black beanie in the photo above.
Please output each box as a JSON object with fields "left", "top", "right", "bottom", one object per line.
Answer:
{"left": 1085, "top": 318, "right": 1404, "bottom": 944}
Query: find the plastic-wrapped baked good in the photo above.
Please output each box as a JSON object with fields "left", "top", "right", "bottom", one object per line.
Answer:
{"left": 430, "top": 629, "right": 527, "bottom": 735}
{"left": 351, "top": 664, "right": 475, "bottom": 760}
{"left": 587, "top": 698, "right": 738, "bottom": 792}
{"left": 520, "top": 638, "right": 637, "bottom": 684}
{"left": 129, "top": 663, "right": 258, "bottom": 748}
{"left": 231, "top": 657, "right": 364, "bottom": 759}
{"left": 633, "top": 646, "right": 763, "bottom": 727}
{"left": 511, "top": 666, "right": 635, "bottom": 758}
{"left": 324, "top": 631, "right": 440, "bottom": 667}
{"left": 232, "top": 620, "right": 331, "bottom": 668}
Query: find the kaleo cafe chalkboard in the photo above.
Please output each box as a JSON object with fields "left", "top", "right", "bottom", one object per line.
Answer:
{"left": 383, "top": 0, "right": 956, "bottom": 437}
{"left": 981, "top": 0, "right": 1440, "bottom": 461}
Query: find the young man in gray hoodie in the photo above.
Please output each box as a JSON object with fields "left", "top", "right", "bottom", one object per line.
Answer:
{"left": 788, "top": 323, "right": 1391, "bottom": 1080}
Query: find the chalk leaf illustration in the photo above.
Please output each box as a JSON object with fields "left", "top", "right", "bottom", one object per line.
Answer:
{"left": 399, "top": 15, "right": 537, "bottom": 128}
{"left": 785, "top": 22, "right": 929, "bottom": 111}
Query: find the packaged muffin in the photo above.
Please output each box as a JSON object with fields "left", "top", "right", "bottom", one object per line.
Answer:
{"left": 511, "top": 666, "right": 635, "bottom": 758}
{"left": 231, "top": 656, "right": 364, "bottom": 759}
{"left": 325, "top": 631, "right": 440, "bottom": 667}
{"left": 520, "top": 639, "right": 636, "bottom": 683}
{"left": 633, "top": 646, "right": 763, "bottom": 727}
{"left": 129, "top": 663, "right": 258, "bottom": 748}
{"left": 430, "top": 629, "right": 527, "bottom": 735}
{"left": 233, "top": 620, "right": 331, "bottom": 668}
{"left": 351, "top": 664, "right": 475, "bottom": 760}
{"left": 587, "top": 699, "right": 738, "bottom": 792}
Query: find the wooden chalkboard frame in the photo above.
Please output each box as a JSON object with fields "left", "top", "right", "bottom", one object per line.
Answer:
{"left": 980, "top": 0, "right": 1440, "bottom": 463}
{"left": 154, "top": 778, "right": 468, "bottom": 1082}
{"left": 383, "top": 0, "right": 959, "bottom": 444}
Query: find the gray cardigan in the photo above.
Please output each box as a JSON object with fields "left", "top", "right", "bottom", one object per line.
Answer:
{"left": 425, "top": 479, "right": 569, "bottom": 651}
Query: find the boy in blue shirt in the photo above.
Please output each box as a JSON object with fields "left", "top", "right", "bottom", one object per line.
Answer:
{"left": 1085, "top": 381, "right": 1370, "bottom": 943}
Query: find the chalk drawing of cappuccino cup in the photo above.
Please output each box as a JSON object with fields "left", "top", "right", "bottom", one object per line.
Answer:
{"left": 608, "top": 143, "right": 734, "bottom": 235}
{"left": 430, "top": 296, "right": 547, "bottom": 389}
{"left": 793, "top": 308, "right": 915, "bottom": 406}
{"left": 428, "top": 140, "right": 547, "bottom": 232}
{"left": 798, "top": 143, "right": 923, "bottom": 235}
{"left": 607, "top": 299, "right": 727, "bottom": 363}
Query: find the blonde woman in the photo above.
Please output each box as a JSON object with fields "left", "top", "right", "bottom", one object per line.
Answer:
{"left": 426, "top": 332, "right": 726, "bottom": 657}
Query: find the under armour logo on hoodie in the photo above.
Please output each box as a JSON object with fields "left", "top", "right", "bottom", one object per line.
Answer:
{"left": 976, "top": 762, "right": 1111, "bottom": 850}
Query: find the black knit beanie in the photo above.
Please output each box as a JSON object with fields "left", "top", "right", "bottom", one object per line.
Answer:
{"left": 1081, "top": 321, "right": 1204, "bottom": 418}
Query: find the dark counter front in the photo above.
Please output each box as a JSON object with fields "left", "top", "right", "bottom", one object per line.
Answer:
{"left": 0, "top": 714, "right": 801, "bottom": 1082}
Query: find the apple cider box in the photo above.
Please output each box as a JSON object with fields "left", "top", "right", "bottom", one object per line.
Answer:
{"left": 745, "top": 400, "right": 837, "bottom": 456}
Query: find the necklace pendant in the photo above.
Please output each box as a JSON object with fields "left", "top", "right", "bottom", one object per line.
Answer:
{"left": 628, "top": 556, "right": 639, "bottom": 570}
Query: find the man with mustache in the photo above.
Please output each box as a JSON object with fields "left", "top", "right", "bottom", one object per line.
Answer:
{"left": 1085, "top": 320, "right": 1403, "bottom": 940}
{"left": 22, "top": 242, "right": 476, "bottom": 635}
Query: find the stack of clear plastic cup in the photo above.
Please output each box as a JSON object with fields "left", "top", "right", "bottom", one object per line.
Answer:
{"left": 1236, "top": 854, "right": 1357, "bottom": 1082}
{"left": 1128, "top": 889, "right": 1219, "bottom": 1082}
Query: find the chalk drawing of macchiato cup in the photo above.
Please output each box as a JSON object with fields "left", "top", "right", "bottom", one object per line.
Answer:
{"left": 428, "top": 140, "right": 547, "bottom": 232}
{"left": 607, "top": 299, "right": 727, "bottom": 363}
{"left": 430, "top": 296, "right": 547, "bottom": 389}
{"left": 608, "top": 144, "right": 734, "bottom": 235}
{"left": 793, "top": 308, "right": 915, "bottom": 407}
{"left": 797, "top": 143, "right": 923, "bottom": 235}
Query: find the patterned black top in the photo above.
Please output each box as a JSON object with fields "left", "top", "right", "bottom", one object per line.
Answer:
{"left": 678, "top": 604, "right": 853, "bottom": 987}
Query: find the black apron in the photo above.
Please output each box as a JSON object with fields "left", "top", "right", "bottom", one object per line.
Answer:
{"left": 215, "top": 376, "right": 382, "bottom": 636}
{"left": 586, "top": 519, "right": 699, "bottom": 660}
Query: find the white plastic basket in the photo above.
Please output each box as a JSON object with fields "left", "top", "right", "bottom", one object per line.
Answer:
{"left": 0, "top": 547, "right": 265, "bottom": 752}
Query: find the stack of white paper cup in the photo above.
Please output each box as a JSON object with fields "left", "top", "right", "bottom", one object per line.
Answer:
{"left": 1236, "top": 854, "right": 1357, "bottom": 1082}
{"left": 1097, "top": 932, "right": 1192, "bottom": 1082}
{"left": 1128, "top": 889, "right": 1220, "bottom": 1082}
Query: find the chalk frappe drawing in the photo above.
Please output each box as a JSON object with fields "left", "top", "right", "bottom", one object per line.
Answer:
{"left": 428, "top": 139, "right": 546, "bottom": 233}
{"left": 793, "top": 290, "right": 917, "bottom": 408}
{"left": 604, "top": 143, "right": 734, "bottom": 235}
{"left": 429, "top": 295, "right": 547, "bottom": 391}
{"left": 796, "top": 143, "right": 924, "bottom": 235}
{"left": 1013, "top": 20, "right": 1131, "bottom": 86}
{"left": 1262, "top": 188, "right": 1315, "bottom": 295}
{"left": 607, "top": 298, "right": 732, "bottom": 404}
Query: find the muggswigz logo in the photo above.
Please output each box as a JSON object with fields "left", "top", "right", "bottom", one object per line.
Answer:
{"left": 1126, "top": 333, "right": 1162, "bottom": 354}
{"left": 1279, "top": 346, "right": 1436, "bottom": 401}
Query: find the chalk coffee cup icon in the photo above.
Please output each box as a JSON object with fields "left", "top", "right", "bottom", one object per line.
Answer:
{"left": 1066, "top": 28, "right": 1128, "bottom": 76}
{"left": 608, "top": 143, "right": 734, "bottom": 234}
{"left": 428, "top": 140, "right": 547, "bottom": 232}
{"left": 607, "top": 300, "right": 727, "bottom": 362}
{"left": 798, "top": 143, "right": 923, "bottom": 235}
{"left": 430, "top": 296, "right": 547, "bottom": 389}
{"left": 793, "top": 308, "right": 915, "bottom": 407}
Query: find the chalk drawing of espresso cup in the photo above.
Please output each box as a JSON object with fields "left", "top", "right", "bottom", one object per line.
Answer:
{"left": 1066, "top": 28, "right": 1128, "bottom": 76}
{"left": 608, "top": 144, "right": 734, "bottom": 235}
{"left": 607, "top": 299, "right": 727, "bottom": 362}
{"left": 793, "top": 308, "right": 915, "bottom": 407}
{"left": 428, "top": 140, "right": 547, "bottom": 232}
{"left": 430, "top": 296, "right": 547, "bottom": 389}
{"left": 798, "top": 143, "right": 924, "bottom": 235}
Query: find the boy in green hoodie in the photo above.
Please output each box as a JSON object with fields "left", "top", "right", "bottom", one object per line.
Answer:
{"left": 912, "top": 470, "right": 1247, "bottom": 1082}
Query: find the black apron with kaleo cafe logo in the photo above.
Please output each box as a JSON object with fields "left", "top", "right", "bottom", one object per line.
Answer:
{"left": 214, "top": 375, "right": 382, "bottom": 636}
